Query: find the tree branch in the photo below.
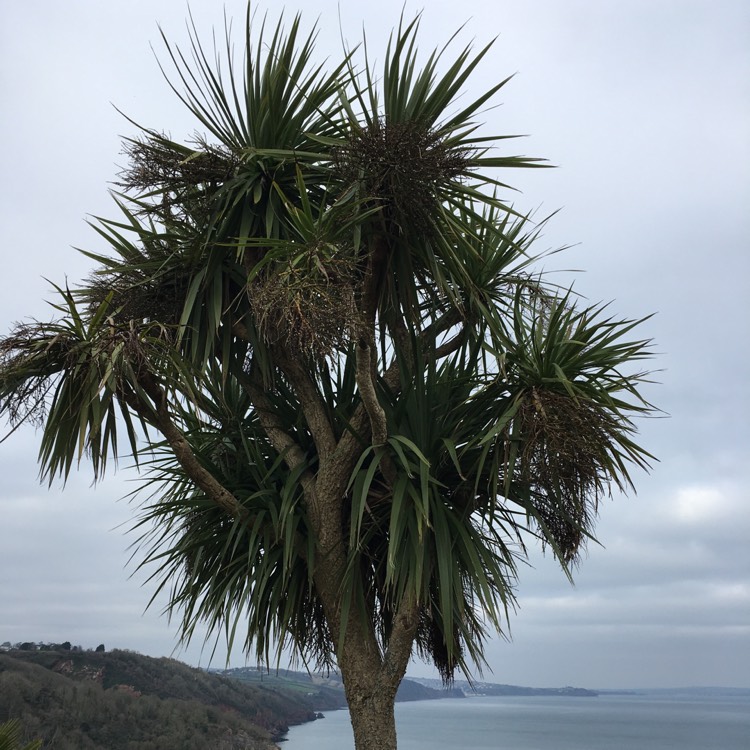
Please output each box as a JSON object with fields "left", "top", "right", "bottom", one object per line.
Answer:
{"left": 240, "top": 361, "right": 315, "bottom": 488}
{"left": 125, "top": 374, "right": 247, "bottom": 520}
{"left": 274, "top": 348, "right": 338, "bottom": 461}
{"left": 355, "top": 338, "right": 387, "bottom": 447}
{"left": 382, "top": 592, "right": 419, "bottom": 684}
{"left": 433, "top": 323, "right": 467, "bottom": 359}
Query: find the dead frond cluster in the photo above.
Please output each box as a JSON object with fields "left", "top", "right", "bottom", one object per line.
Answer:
{"left": 118, "top": 133, "right": 239, "bottom": 222}
{"left": 86, "top": 271, "right": 190, "bottom": 327}
{"left": 0, "top": 316, "right": 172, "bottom": 431}
{"left": 334, "top": 119, "right": 471, "bottom": 234}
{"left": 0, "top": 323, "right": 72, "bottom": 427}
{"left": 249, "top": 248, "right": 360, "bottom": 358}
{"left": 415, "top": 606, "right": 465, "bottom": 685}
{"left": 515, "top": 388, "right": 624, "bottom": 562}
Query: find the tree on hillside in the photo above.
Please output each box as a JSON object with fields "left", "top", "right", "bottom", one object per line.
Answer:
{"left": 0, "top": 8, "right": 655, "bottom": 750}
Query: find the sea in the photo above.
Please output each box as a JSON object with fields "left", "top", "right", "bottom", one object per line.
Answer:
{"left": 281, "top": 689, "right": 750, "bottom": 749}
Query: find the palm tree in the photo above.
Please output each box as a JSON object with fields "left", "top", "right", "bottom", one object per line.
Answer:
{"left": 0, "top": 8, "right": 655, "bottom": 750}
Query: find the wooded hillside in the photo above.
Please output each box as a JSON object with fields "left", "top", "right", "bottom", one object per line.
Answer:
{"left": 0, "top": 648, "right": 335, "bottom": 749}
{"left": 0, "top": 646, "right": 456, "bottom": 748}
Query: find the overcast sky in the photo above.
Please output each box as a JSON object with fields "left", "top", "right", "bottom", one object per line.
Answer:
{"left": 1, "top": 1, "right": 748, "bottom": 690}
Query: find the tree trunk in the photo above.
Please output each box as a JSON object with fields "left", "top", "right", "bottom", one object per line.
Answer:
{"left": 346, "top": 685, "right": 398, "bottom": 750}
{"left": 340, "top": 658, "right": 400, "bottom": 750}
{"left": 313, "top": 554, "right": 410, "bottom": 750}
{"left": 306, "top": 427, "right": 418, "bottom": 749}
{"left": 313, "top": 577, "right": 403, "bottom": 750}
{"left": 332, "top": 596, "right": 417, "bottom": 750}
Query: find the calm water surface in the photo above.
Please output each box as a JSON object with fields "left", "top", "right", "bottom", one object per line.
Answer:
{"left": 282, "top": 691, "right": 750, "bottom": 749}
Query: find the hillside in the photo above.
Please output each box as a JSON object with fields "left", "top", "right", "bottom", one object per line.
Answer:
{"left": 0, "top": 648, "right": 329, "bottom": 749}
{"left": 410, "top": 676, "right": 598, "bottom": 697}
{"left": 0, "top": 647, "right": 459, "bottom": 748}
{"left": 217, "top": 666, "right": 464, "bottom": 702}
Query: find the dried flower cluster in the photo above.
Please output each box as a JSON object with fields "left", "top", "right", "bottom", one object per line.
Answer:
{"left": 515, "top": 388, "right": 624, "bottom": 561}
{"left": 249, "top": 248, "right": 360, "bottom": 358}
{"left": 0, "top": 323, "right": 68, "bottom": 427}
{"left": 118, "top": 134, "right": 239, "bottom": 223}
{"left": 334, "top": 119, "right": 471, "bottom": 234}
{"left": 86, "top": 270, "right": 190, "bottom": 327}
